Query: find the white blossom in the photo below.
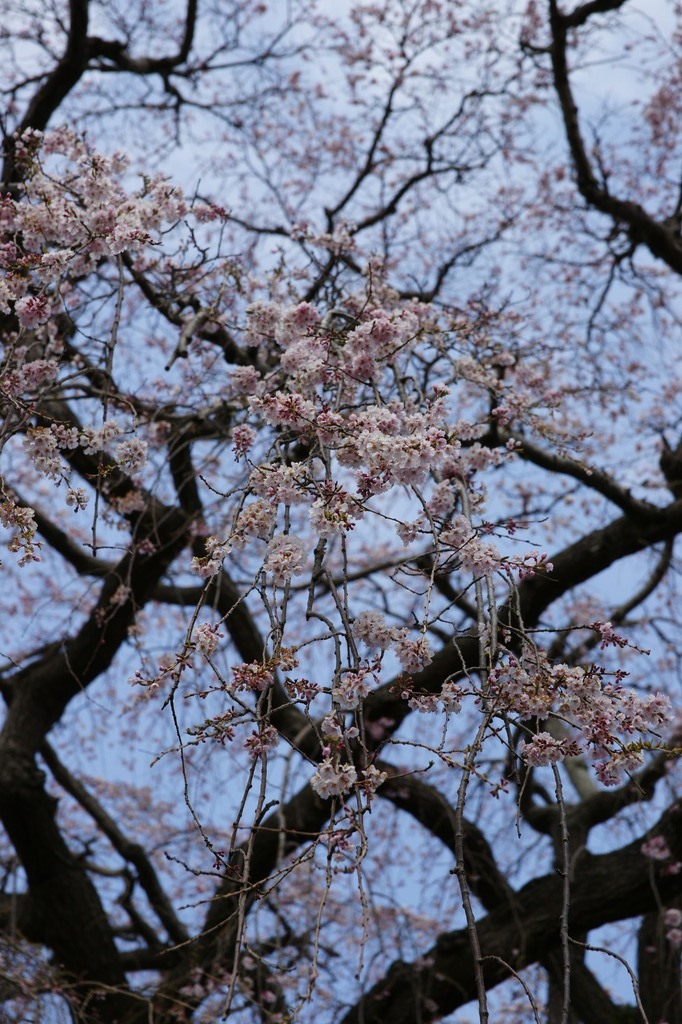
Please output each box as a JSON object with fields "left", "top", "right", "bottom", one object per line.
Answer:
{"left": 263, "top": 534, "right": 307, "bottom": 584}
{"left": 310, "top": 759, "right": 358, "bottom": 799}
{"left": 353, "top": 610, "right": 397, "bottom": 650}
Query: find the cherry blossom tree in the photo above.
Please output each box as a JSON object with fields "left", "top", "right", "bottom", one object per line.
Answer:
{"left": 1, "top": 2, "right": 682, "bottom": 1023}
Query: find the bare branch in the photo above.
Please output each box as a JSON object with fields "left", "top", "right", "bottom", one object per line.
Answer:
{"left": 40, "top": 741, "right": 189, "bottom": 947}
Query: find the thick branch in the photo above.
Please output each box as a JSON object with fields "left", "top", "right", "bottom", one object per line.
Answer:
{"left": 503, "top": 430, "right": 651, "bottom": 517}
{"left": 40, "top": 741, "right": 189, "bottom": 947}
{"left": 0, "top": 521, "right": 187, "bottom": 753}
{"left": 340, "top": 801, "right": 682, "bottom": 1023}
{"left": 544, "top": 948, "right": 639, "bottom": 1024}
{"left": 378, "top": 765, "right": 515, "bottom": 911}
{"left": 549, "top": 0, "right": 682, "bottom": 274}
{"left": 2, "top": 0, "right": 89, "bottom": 187}
{"left": 152, "top": 782, "right": 332, "bottom": 1022}
{"left": 559, "top": 0, "right": 628, "bottom": 30}
{"left": 87, "top": 0, "right": 197, "bottom": 74}
{"left": 0, "top": 516, "right": 190, "bottom": 1020}
{"left": 0, "top": 758, "right": 136, "bottom": 1022}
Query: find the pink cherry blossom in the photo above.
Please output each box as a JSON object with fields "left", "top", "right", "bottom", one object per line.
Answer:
{"left": 394, "top": 632, "right": 434, "bottom": 674}
{"left": 190, "top": 536, "right": 231, "bottom": 578}
{"left": 15, "top": 294, "right": 50, "bottom": 328}
{"left": 520, "top": 733, "right": 581, "bottom": 767}
{"left": 193, "top": 623, "right": 224, "bottom": 657}
{"left": 263, "top": 533, "right": 307, "bottom": 583}
{"left": 353, "top": 610, "right": 398, "bottom": 650}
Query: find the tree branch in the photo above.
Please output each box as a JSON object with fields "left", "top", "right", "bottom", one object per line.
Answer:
{"left": 340, "top": 800, "right": 682, "bottom": 1023}
{"left": 2, "top": 0, "right": 90, "bottom": 188}
{"left": 378, "top": 765, "right": 516, "bottom": 911}
{"left": 548, "top": 0, "right": 682, "bottom": 275}
{"left": 40, "top": 741, "right": 189, "bottom": 947}
{"left": 501, "top": 429, "right": 652, "bottom": 517}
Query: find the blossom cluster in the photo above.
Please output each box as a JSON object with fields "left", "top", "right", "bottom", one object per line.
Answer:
{"left": 332, "top": 667, "right": 375, "bottom": 710}
{"left": 352, "top": 610, "right": 434, "bottom": 675}
{"left": 192, "top": 623, "right": 224, "bottom": 657}
{"left": 0, "top": 496, "right": 40, "bottom": 565}
{"left": 190, "top": 536, "right": 232, "bottom": 579}
{"left": 5, "top": 133, "right": 671, "bottom": 819}
{"left": 263, "top": 533, "right": 307, "bottom": 584}
{"left": 2, "top": 127, "right": 188, "bottom": 327}
{"left": 308, "top": 482, "right": 365, "bottom": 537}
{"left": 310, "top": 759, "right": 359, "bottom": 798}
{"left": 641, "top": 835, "right": 682, "bottom": 880}
{"left": 0, "top": 129, "right": 191, "bottom": 515}
{"left": 353, "top": 610, "right": 400, "bottom": 649}
{"left": 400, "top": 679, "right": 466, "bottom": 715}
{"left": 210, "top": 291, "right": 560, "bottom": 617}
{"left": 491, "top": 651, "right": 671, "bottom": 782}
{"left": 310, "top": 757, "right": 388, "bottom": 799}
{"left": 14, "top": 416, "right": 150, "bottom": 519}
{"left": 235, "top": 307, "right": 551, "bottom": 577}
{"left": 519, "top": 734, "right": 581, "bottom": 767}
{"left": 1, "top": 356, "right": 57, "bottom": 396}
{"left": 229, "top": 661, "right": 275, "bottom": 694}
